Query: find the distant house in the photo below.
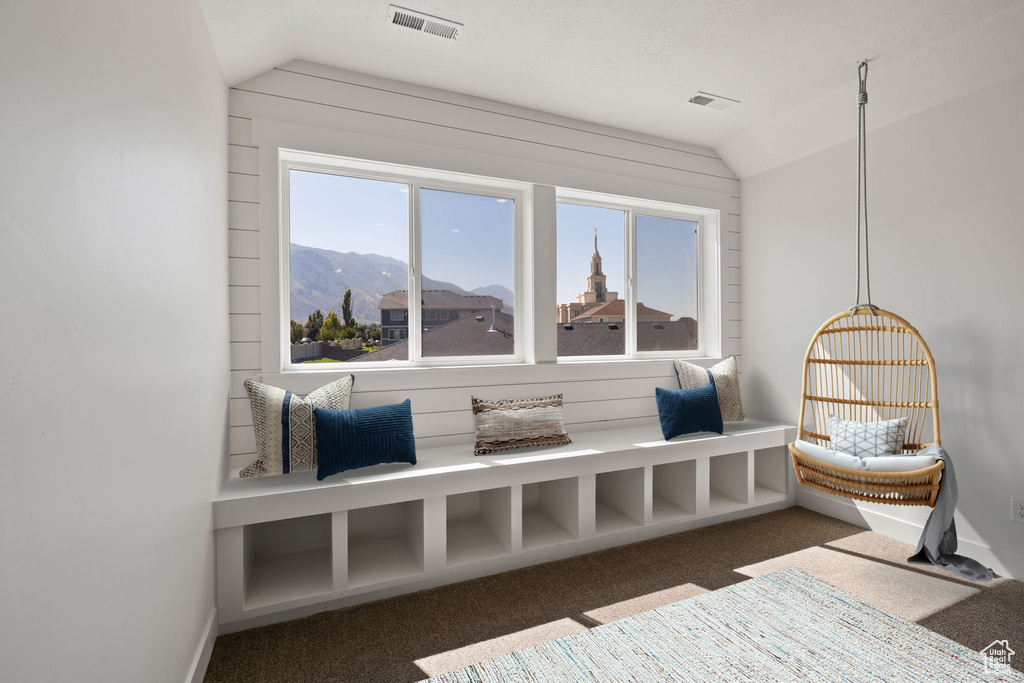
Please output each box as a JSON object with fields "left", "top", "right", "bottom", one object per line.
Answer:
{"left": 378, "top": 289, "right": 504, "bottom": 346}
{"left": 354, "top": 309, "right": 515, "bottom": 360}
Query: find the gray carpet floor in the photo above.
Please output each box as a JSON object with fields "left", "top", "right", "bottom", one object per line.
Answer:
{"left": 204, "top": 507, "right": 1023, "bottom": 682}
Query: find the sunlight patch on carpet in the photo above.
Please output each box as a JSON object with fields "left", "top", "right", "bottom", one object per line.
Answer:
{"left": 734, "top": 545, "right": 979, "bottom": 620}
{"left": 583, "top": 583, "right": 709, "bottom": 624}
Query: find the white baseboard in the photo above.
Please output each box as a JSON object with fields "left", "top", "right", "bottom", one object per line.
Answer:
{"left": 798, "top": 488, "right": 1024, "bottom": 581}
{"left": 187, "top": 608, "right": 218, "bottom": 683}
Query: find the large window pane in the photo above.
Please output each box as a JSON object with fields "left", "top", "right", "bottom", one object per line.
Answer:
{"left": 419, "top": 188, "right": 515, "bottom": 358}
{"left": 635, "top": 214, "right": 699, "bottom": 352}
{"left": 556, "top": 203, "right": 626, "bottom": 356}
{"left": 288, "top": 170, "right": 409, "bottom": 362}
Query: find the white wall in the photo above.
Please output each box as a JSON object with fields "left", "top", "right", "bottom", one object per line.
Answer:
{"left": 741, "top": 71, "right": 1024, "bottom": 578}
{"left": 0, "top": 2, "right": 227, "bottom": 681}
{"left": 226, "top": 61, "right": 742, "bottom": 469}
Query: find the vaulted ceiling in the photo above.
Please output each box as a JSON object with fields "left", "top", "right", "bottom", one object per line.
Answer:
{"left": 197, "top": 0, "right": 1024, "bottom": 177}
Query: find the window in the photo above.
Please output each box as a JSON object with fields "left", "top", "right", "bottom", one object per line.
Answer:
{"left": 419, "top": 187, "right": 515, "bottom": 358}
{"left": 556, "top": 203, "right": 626, "bottom": 357}
{"left": 635, "top": 214, "right": 699, "bottom": 352}
{"left": 278, "top": 150, "right": 717, "bottom": 371}
{"left": 282, "top": 153, "right": 524, "bottom": 367}
{"left": 556, "top": 195, "right": 702, "bottom": 358}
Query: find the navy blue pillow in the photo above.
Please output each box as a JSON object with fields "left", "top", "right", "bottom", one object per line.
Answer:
{"left": 656, "top": 370, "right": 724, "bottom": 440}
{"left": 314, "top": 400, "right": 416, "bottom": 480}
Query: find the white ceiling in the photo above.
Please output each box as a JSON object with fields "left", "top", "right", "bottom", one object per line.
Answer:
{"left": 198, "top": 0, "right": 1024, "bottom": 177}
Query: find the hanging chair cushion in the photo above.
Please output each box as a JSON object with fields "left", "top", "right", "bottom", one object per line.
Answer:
{"left": 795, "top": 440, "right": 936, "bottom": 473}
{"left": 827, "top": 416, "right": 909, "bottom": 457}
{"left": 674, "top": 356, "right": 745, "bottom": 422}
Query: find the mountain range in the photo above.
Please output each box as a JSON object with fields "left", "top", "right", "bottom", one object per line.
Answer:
{"left": 290, "top": 243, "right": 514, "bottom": 324}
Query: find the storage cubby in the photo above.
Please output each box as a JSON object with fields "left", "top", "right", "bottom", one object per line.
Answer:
{"left": 244, "top": 514, "right": 333, "bottom": 609}
{"left": 595, "top": 468, "right": 646, "bottom": 534}
{"left": 446, "top": 487, "right": 513, "bottom": 567}
{"left": 522, "top": 478, "right": 579, "bottom": 551}
{"left": 652, "top": 460, "right": 698, "bottom": 523}
{"left": 348, "top": 501, "right": 424, "bottom": 588}
{"left": 754, "top": 446, "right": 788, "bottom": 503}
{"left": 709, "top": 451, "right": 749, "bottom": 514}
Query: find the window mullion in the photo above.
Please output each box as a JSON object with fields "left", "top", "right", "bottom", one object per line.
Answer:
{"left": 408, "top": 182, "right": 422, "bottom": 362}
{"left": 625, "top": 208, "right": 638, "bottom": 357}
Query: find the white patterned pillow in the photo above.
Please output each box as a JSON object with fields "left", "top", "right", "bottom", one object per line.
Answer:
{"left": 240, "top": 375, "right": 355, "bottom": 477}
{"left": 827, "top": 416, "right": 908, "bottom": 457}
{"left": 673, "top": 356, "right": 745, "bottom": 422}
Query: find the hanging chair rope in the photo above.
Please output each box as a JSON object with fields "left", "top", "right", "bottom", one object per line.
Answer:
{"left": 854, "top": 60, "right": 877, "bottom": 315}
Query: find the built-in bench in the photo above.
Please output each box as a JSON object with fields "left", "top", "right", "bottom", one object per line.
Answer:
{"left": 215, "top": 418, "right": 796, "bottom": 632}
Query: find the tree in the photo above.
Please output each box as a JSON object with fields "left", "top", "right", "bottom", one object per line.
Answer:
{"left": 289, "top": 320, "right": 304, "bottom": 344}
{"left": 340, "top": 326, "right": 357, "bottom": 340}
{"left": 304, "top": 309, "right": 324, "bottom": 340}
{"left": 318, "top": 311, "right": 344, "bottom": 341}
{"left": 342, "top": 289, "right": 355, "bottom": 329}
{"left": 366, "top": 324, "right": 381, "bottom": 342}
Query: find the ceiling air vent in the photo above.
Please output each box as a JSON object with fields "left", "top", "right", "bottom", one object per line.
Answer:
{"left": 387, "top": 5, "right": 462, "bottom": 40}
{"left": 688, "top": 91, "right": 740, "bottom": 111}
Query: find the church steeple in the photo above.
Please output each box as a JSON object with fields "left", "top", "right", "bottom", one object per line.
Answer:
{"left": 585, "top": 227, "right": 610, "bottom": 302}
{"left": 556, "top": 227, "right": 619, "bottom": 323}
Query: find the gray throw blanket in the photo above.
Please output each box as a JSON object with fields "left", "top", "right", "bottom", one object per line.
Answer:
{"left": 907, "top": 444, "right": 996, "bottom": 581}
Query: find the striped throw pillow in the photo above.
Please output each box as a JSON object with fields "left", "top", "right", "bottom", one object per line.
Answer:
{"left": 471, "top": 394, "right": 572, "bottom": 455}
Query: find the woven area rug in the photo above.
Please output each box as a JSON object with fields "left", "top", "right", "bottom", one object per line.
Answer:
{"left": 421, "top": 567, "right": 1023, "bottom": 682}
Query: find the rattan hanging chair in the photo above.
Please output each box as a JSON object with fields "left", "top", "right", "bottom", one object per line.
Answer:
{"left": 789, "top": 61, "right": 945, "bottom": 508}
{"left": 789, "top": 306, "right": 944, "bottom": 507}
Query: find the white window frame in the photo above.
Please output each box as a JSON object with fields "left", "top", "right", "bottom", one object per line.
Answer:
{"left": 555, "top": 188, "right": 719, "bottom": 361}
{"left": 279, "top": 150, "right": 527, "bottom": 371}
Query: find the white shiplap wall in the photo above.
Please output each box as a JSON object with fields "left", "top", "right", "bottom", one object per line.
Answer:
{"left": 227, "top": 60, "right": 741, "bottom": 470}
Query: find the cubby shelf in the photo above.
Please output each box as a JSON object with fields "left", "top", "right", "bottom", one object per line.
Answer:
{"left": 348, "top": 501, "right": 423, "bottom": 588}
{"left": 522, "top": 478, "right": 579, "bottom": 551}
{"left": 652, "top": 460, "right": 698, "bottom": 524}
{"left": 447, "top": 488, "right": 512, "bottom": 567}
{"left": 216, "top": 421, "right": 795, "bottom": 629}
{"left": 595, "top": 468, "right": 645, "bottom": 535}
{"left": 246, "top": 548, "right": 332, "bottom": 610}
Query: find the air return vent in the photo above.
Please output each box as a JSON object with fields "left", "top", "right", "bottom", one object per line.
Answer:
{"left": 387, "top": 5, "right": 462, "bottom": 40}
{"left": 688, "top": 91, "right": 740, "bottom": 110}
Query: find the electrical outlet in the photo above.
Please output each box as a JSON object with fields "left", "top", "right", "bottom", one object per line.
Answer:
{"left": 1013, "top": 496, "right": 1024, "bottom": 523}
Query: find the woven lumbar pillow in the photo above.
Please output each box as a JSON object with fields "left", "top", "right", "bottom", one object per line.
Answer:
{"left": 240, "top": 375, "right": 354, "bottom": 477}
{"left": 656, "top": 371, "right": 724, "bottom": 440}
{"left": 827, "top": 415, "right": 909, "bottom": 457}
{"left": 314, "top": 400, "right": 416, "bottom": 480}
{"left": 471, "top": 394, "right": 572, "bottom": 455}
{"left": 674, "top": 356, "right": 745, "bottom": 422}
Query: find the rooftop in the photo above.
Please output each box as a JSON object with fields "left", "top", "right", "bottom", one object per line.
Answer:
{"left": 351, "top": 313, "right": 697, "bottom": 361}
{"left": 378, "top": 289, "right": 504, "bottom": 311}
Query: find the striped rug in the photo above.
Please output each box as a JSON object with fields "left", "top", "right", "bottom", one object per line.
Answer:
{"left": 421, "top": 567, "right": 1023, "bottom": 682}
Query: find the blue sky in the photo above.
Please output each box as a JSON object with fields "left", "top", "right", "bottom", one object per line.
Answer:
{"left": 289, "top": 170, "right": 697, "bottom": 320}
